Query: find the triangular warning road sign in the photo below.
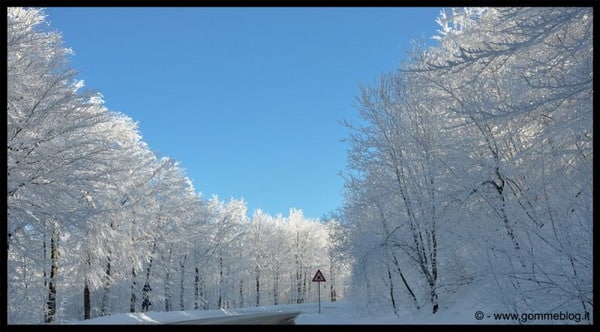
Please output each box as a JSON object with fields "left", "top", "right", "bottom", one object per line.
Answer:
{"left": 312, "top": 269, "right": 326, "bottom": 282}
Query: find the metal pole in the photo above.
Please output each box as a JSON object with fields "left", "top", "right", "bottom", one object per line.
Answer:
{"left": 318, "top": 281, "right": 321, "bottom": 314}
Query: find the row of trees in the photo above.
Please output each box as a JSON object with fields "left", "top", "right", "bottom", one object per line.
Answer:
{"left": 7, "top": 7, "right": 349, "bottom": 324}
{"left": 341, "top": 7, "right": 592, "bottom": 318}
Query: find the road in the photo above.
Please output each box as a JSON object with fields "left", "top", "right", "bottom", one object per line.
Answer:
{"left": 169, "top": 311, "right": 301, "bottom": 325}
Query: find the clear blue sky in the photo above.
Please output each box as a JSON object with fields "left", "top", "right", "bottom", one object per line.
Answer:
{"left": 43, "top": 7, "right": 443, "bottom": 219}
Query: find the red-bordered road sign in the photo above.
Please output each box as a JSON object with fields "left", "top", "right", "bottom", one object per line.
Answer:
{"left": 312, "top": 269, "right": 326, "bottom": 282}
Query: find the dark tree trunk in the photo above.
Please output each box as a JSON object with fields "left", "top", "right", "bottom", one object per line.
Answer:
{"left": 130, "top": 268, "right": 137, "bottom": 313}
{"left": 218, "top": 256, "right": 223, "bottom": 309}
{"left": 194, "top": 267, "right": 199, "bottom": 310}
{"left": 142, "top": 238, "right": 157, "bottom": 313}
{"left": 46, "top": 233, "right": 58, "bottom": 323}
{"left": 180, "top": 255, "right": 186, "bottom": 311}
{"left": 387, "top": 267, "right": 398, "bottom": 315}
{"left": 431, "top": 288, "right": 439, "bottom": 314}
{"left": 239, "top": 279, "right": 244, "bottom": 308}
{"left": 83, "top": 283, "right": 90, "bottom": 320}
{"left": 101, "top": 254, "right": 111, "bottom": 316}
{"left": 391, "top": 252, "right": 420, "bottom": 309}
{"left": 83, "top": 252, "right": 91, "bottom": 320}
{"left": 329, "top": 260, "right": 336, "bottom": 302}
{"left": 43, "top": 238, "right": 48, "bottom": 322}
{"left": 296, "top": 267, "right": 302, "bottom": 304}
{"left": 142, "top": 282, "right": 152, "bottom": 312}
{"left": 330, "top": 284, "right": 337, "bottom": 302}
{"left": 255, "top": 266, "right": 260, "bottom": 307}
{"left": 165, "top": 271, "right": 171, "bottom": 312}
{"left": 273, "top": 268, "right": 279, "bottom": 305}
{"left": 302, "top": 271, "right": 307, "bottom": 303}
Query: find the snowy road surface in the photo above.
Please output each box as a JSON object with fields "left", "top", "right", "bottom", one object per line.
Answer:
{"left": 169, "top": 311, "right": 301, "bottom": 325}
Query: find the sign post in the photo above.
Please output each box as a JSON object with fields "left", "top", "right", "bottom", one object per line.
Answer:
{"left": 312, "top": 269, "right": 326, "bottom": 314}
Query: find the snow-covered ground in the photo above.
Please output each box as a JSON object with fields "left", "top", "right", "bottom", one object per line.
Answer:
{"left": 67, "top": 301, "right": 392, "bottom": 325}
{"left": 65, "top": 282, "right": 592, "bottom": 325}
{"left": 65, "top": 300, "right": 589, "bottom": 325}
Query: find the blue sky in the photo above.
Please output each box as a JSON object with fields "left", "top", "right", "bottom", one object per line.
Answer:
{"left": 44, "top": 7, "right": 443, "bottom": 219}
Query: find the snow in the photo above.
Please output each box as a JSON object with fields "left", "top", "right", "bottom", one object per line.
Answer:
{"left": 64, "top": 281, "right": 592, "bottom": 325}
{"left": 62, "top": 301, "right": 514, "bottom": 325}
{"left": 65, "top": 301, "right": 412, "bottom": 325}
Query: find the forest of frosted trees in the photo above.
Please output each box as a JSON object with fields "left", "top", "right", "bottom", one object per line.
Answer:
{"left": 341, "top": 7, "right": 592, "bottom": 318}
{"left": 7, "top": 7, "right": 349, "bottom": 324}
{"left": 6, "top": 6, "right": 593, "bottom": 324}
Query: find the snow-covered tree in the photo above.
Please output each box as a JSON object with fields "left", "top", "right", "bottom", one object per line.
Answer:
{"left": 7, "top": 7, "right": 212, "bottom": 322}
{"left": 341, "top": 6, "right": 592, "bottom": 320}
{"left": 414, "top": 7, "right": 592, "bottom": 315}
{"left": 7, "top": 7, "right": 351, "bottom": 324}
{"left": 7, "top": 7, "right": 143, "bottom": 323}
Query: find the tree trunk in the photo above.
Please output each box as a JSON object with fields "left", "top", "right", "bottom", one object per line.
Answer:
{"left": 165, "top": 271, "right": 171, "bottom": 312}
{"left": 130, "top": 268, "right": 137, "bottom": 313}
{"left": 83, "top": 252, "right": 91, "bottom": 320}
{"left": 329, "top": 259, "right": 336, "bottom": 302}
{"left": 142, "top": 238, "right": 157, "bottom": 312}
{"left": 46, "top": 232, "right": 58, "bottom": 323}
{"left": 431, "top": 226, "right": 438, "bottom": 314}
{"left": 296, "top": 267, "right": 302, "bottom": 304}
{"left": 194, "top": 267, "right": 199, "bottom": 310}
{"left": 101, "top": 253, "right": 111, "bottom": 316}
{"left": 43, "top": 237, "right": 48, "bottom": 322}
{"left": 431, "top": 287, "right": 439, "bottom": 314}
{"left": 273, "top": 267, "right": 279, "bottom": 305}
{"left": 255, "top": 265, "right": 260, "bottom": 307}
{"left": 179, "top": 255, "right": 186, "bottom": 311}
{"left": 218, "top": 256, "right": 223, "bottom": 309}
{"left": 302, "top": 271, "right": 307, "bottom": 303}
{"left": 239, "top": 279, "right": 244, "bottom": 308}
{"left": 142, "top": 282, "right": 152, "bottom": 312}
{"left": 387, "top": 266, "right": 398, "bottom": 315}
{"left": 391, "top": 252, "right": 420, "bottom": 309}
{"left": 295, "top": 231, "right": 303, "bottom": 304}
{"left": 200, "top": 278, "right": 207, "bottom": 310}
{"left": 83, "top": 283, "right": 90, "bottom": 320}
{"left": 307, "top": 272, "right": 311, "bottom": 302}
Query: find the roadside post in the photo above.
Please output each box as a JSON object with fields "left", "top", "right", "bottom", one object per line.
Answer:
{"left": 312, "top": 269, "right": 326, "bottom": 314}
